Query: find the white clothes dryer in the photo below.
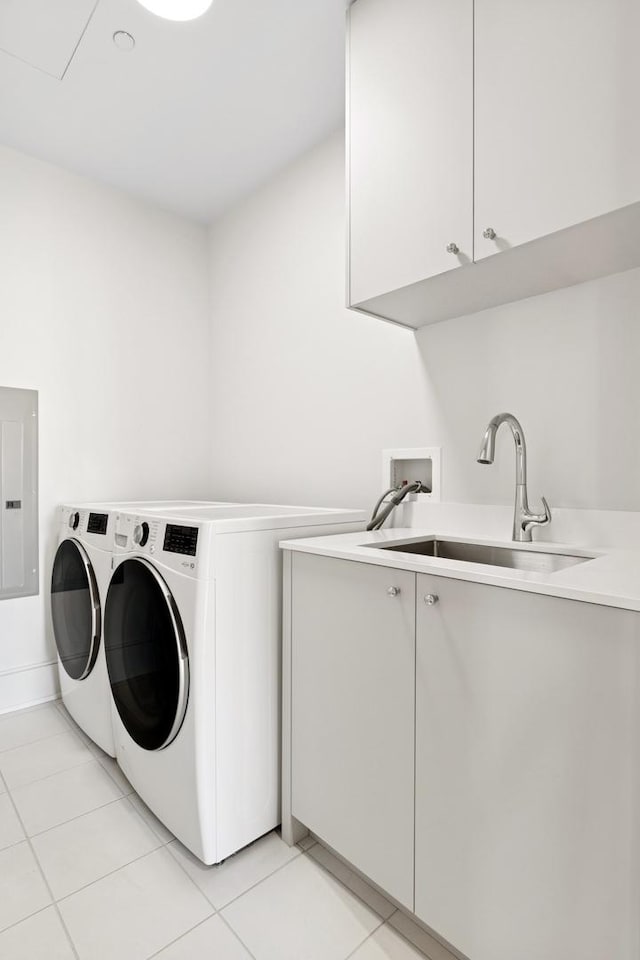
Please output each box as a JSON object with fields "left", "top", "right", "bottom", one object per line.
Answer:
{"left": 50, "top": 501, "right": 232, "bottom": 756}
{"left": 104, "top": 503, "right": 366, "bottom": 863}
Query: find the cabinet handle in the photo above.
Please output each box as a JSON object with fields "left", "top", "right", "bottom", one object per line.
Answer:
{"left": 482, "top": 227, "right": 497, "bottom": 240}
{"left": 446, "top": 242, "right": 459, "bottom": 255}
{"left": 387, "top": 586, "right": 401, "bottom": 597}
{"left": 424, "top": 594, "right": 439, "bottom": 606}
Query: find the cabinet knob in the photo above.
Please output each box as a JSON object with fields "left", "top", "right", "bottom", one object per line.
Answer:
{"left": 424, "top": 594, "right": 439, "bottom": 606}
{"left": 482, "top": 227, "right": 497, "bottom": 240}
{"left": 446, "top": 242, "right": 459, "bottom": 255}
{"left": 387, "top": 586, "right": 401, "bottom": 597}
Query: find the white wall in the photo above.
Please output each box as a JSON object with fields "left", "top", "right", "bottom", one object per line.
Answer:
{"left": 0, "top": 145, "right": 212, "bottom": 709}
{"left": 5, "top": 130, "right": 640, "bottom": 711}
{"left": 209, "top": 131, "right": 640, "bottom": 516}
{"left": 208, "top": 134, "right": 431, "bottom": 508}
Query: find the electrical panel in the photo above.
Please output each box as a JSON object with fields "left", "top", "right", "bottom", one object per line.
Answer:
{"left": 0, "top": 387, "right": 38, "bottom": 600}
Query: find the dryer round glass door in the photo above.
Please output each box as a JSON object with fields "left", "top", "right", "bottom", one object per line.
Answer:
{"left": 104, "top": 558, "right": 189, "bottom": 751}
{"left": 50, "top": 539, "right": 101, "bottom": 681}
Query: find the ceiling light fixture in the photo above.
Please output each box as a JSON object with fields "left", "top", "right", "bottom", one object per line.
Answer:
{"left": 135, "top": 0, "right": 214, "bottom": 21}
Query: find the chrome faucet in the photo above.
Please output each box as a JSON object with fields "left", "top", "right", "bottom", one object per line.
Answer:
{"left": 477, "top": 413, "right": 551, "bottom": 542}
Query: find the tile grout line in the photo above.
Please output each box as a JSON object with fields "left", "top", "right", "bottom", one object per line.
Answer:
{"left": 0, "top": 768, "right": 82, "bottom": 960}
{"left": 302, "top": 847, "right": 395, "bottom": 923}
{"left": 217, "top": 910, "right": 260, "bottom": 960}
{"left": 341, "top": 908, "right": 438, "bottom": 960}
{"left": 0, "top": 711, "right": 76, "bottom": 756}
{"left": 342, "top": 910, "right": 400, "bottom": 960}
{"left": 53, "top": 845, "right": 175, "bottom": 907}
{"left": 162, "top": 837, "right": 312, "bottom": 957}
{"left": 300, "top": 849, "right": 388, "bottom": 956}
{"left": 1, "top": 753, "right": 97, "bottom": 794}
{"left": 144, "top": 913, "right": 219, "bottom": 960}
{"left": 8, "top": 753, "right": 117, "bottom": 799}
{"left": 28, "top": 793, "right": 140, "bottom": 843}
{"left": 124, "top": 794, "right": 176, "bottom": 846}
{"left": 159, "top": 841, "right": 260, "bottom": 960}
{"left": 306, "top": 847, "right": 439, "bottom": 959}
{"left": 167, "top": 836, "right": 304, "bottom": 915}
{"left": 94, "top": 754, "right": 136, "bottom": 795}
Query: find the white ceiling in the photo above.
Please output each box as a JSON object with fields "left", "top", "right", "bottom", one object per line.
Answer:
{"left": 0, "top": 0, "right": 347, "bottom": 221}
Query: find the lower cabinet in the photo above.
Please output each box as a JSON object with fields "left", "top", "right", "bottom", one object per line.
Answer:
{"left": 290, "top": 552, "right": 416, "bottom": 909}
{"left": 287, "top": 553, "right": 640, "bottom": 960}
{"left": 416, "top": 574, "right": 640, "bottom": 960}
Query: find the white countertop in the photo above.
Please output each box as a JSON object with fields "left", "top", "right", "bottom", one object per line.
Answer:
{"left": 280, "top": 524, "right": 640, "bottom": 612}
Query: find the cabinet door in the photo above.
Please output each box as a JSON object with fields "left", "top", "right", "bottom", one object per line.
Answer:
{"left": 475, "top": 0, "right": 640, "bottom": 260}
{"left": 348, "top": 0, "right": 473, "bottom": 305}
{"left": 291, "top": 553, "right": 416, "bottom": 909}
{"left": 416, "top": 575, "right": 640, "bottom": 960}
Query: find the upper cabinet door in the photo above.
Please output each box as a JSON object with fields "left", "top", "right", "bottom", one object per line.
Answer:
{"left": 475, "top": 0, "right": 640, "bottom": 260}
{"left": 348, "top": 0, "right": 473, "bottom": 306}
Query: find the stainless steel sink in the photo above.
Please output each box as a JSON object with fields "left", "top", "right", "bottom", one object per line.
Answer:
{"left": 371, "top": 538, "right": 595, "bottom": 573}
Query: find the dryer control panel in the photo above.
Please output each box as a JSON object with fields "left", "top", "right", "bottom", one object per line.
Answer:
{"left": 163, "top": 524, "right": 198, "bottom": 557}
{"left": 112, "top": 512, "right": 207, "bottom": 578}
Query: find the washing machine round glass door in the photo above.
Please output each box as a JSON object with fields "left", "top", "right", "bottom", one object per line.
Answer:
{"left": 51, "top": 539, "right": 101, "bottom": 681}
{"left": 104, "top": 558, "right": 189, "bottom": 751}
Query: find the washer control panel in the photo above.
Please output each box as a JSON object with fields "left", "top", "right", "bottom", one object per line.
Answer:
{"left": 87, "top": 512, "right": 108, "bottom": 535}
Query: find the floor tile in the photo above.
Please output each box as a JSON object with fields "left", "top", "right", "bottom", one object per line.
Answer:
{"left": 169, "top": 829, "right": 299, "bottom": 909}
{"left": 12, "top": 760, "right": 124, "bottom": 836}
{"left": 0, "top": 793, "right": 25, "bottom": 850}
{"left": 153, "top": 915, "right": 252, "bottom": 959}
{"left": 0, "top": 841, "right": 51, "bottom": 932}
{"left": 32, "top": 797, "right": 161, "bottom": 899}
{"left": 388, "top": 912, "right": 456, "bottom": 960}
{"left": 128, "top": 792, "right": 174, "bottom": 844}
{"left": 58, "top": 847, "right": 213, "bottom": 960}
{"left": 0, "top": 703, "right": 69, "bottom": 754}
{"left": 56, "top": 706, "right": 103, "bottom": 755}
{"left": 308, "top": 843, "right": 396, "bottom": 921}
{"left": 222, "top": 850, "right": 381, "bottom": 960}
{"left": 97, "top": 754, "right": 134, "bottom": 795}
{"left": 0, "top": 731, "right": 93, "bottom": 791}
{"left": 0, "top": 906, "right": 76, "bottom": 959}
{"left": 349, "top": 923, "right": 430, "bottom": 959}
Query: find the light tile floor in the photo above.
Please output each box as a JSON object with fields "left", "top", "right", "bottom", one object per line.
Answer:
{"left": 0, "top": 701, "right": 454, "bottom": 960}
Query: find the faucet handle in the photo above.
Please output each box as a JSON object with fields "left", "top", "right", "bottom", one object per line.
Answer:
{"left": 540, "top": 496, "right": 552, "bottom": 525}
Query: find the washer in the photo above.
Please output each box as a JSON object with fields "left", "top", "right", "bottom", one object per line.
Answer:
{"left": 104, "top": 503, "right": 366, "bottom": 863}
{"left": 50, "top": 501, "right": 232, "bottom": 756}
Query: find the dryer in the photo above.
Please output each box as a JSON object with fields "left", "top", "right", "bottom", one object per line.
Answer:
{"left": 104, "top": 503, "right": 366, "bottom": 863}
{"left": 50, "top": 501, "right": 232, "bottom": 756}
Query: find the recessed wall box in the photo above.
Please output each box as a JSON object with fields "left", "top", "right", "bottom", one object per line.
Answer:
{"left": 0, "top": 387, "right": 38, "bottom": 600}
{"left": 382, "top": 447, "right": 441, "bottom": 503}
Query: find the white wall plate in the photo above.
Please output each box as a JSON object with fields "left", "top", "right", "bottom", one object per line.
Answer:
{"left": 382, "top": 447, "right": 441, "bottom": 502}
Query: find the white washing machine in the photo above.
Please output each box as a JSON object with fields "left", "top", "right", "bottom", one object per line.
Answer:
{"left": 50, "top": 501, "right": 232, "bottom": 756}
{"left": 104, "top": 503, "right": 366, "bottom": 863}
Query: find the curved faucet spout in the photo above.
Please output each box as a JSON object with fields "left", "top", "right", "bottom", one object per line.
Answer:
{"left": 477, "top": 413, "right": 527, "bottom": 485}
{"left": 477, "top": 412, "right": 551, "bottom": 542}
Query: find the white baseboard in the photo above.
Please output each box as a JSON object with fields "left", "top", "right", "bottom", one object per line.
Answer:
{"left": 0, "top": 660, "right": 59, "bottom": 715}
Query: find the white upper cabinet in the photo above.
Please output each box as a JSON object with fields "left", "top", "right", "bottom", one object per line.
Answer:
{"left": 475, "top": 0, "right": 640, "bottom": 260}
{"left": 348, "top": 0, "right": 473, "bottom": 306}
{"left": 348, "top": 0, "right": 640, "bottom": 328}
